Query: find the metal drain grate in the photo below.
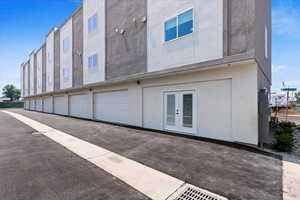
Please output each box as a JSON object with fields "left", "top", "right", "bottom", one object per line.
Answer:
{"left": 167, "top": 184, "right": 228, "bottom": 200}
{"left": 31, "top": 132, "right": 43, "bottom": 136}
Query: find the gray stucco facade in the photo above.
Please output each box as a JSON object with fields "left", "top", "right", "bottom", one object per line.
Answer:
{"left": 54, "top": 30, "right": 60, "bottom": 92}
{"left": 105, "top": 0, "right": 147, "bottom": 80}
{"left": 34, "top": 53, "right": 37, "bottom": 95}
{"left": 72, "top": 7, "right": 83, "bottom": 88}
{"left": 42, "top": 44, "right": 47, "bottom": 93}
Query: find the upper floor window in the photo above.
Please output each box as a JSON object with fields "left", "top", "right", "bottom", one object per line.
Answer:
{"left": 88, "top": 14, "right": 98, "bottom": 33}
{"left": 88, "top": 54, "right": 98, "bottom": 68}
{"left": 165, "top": 9, "right": 194, "bottom": 42}
{"left": 63, "top": 37, "right": 70, "bottom": 52}
{"left": 48, "top": 52, "right": 52, "bottom": 64}
{"left": 63, "top": 68, "right": 70, "bottom": 81}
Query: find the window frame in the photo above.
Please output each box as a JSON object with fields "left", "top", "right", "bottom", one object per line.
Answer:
{"left": 63, "top": 37, "right": 70, "bottom": 53}
{"left": 88, "top": 53, "right": 98, "bottom": 68}
{"left": 88, "top": 13, "right": 98, "bottom": 34}
{"left": 164, "top": 8, "right": 194, "bottom": 43}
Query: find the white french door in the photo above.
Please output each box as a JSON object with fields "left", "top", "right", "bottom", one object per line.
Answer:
{"left": 164, "top": 90, "right": 197, "bottom": 134}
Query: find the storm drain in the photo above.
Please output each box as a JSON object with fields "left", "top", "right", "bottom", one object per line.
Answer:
{"left": 167, "top": 184, "right": 228, "bottom": 200}
{"left": 31, "top": 131, "right": 44, "bottom": 136}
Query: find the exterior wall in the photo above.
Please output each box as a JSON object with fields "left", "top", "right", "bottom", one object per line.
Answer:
{"left": 54, "top": 30, "right": 61, "bottom": 91}
{"left": 147, "top": 0, "right": 224, "bottom": 72}
{"left": 228, "top": 0, "right": 255, "bottom": 55}
{"left": 106, "top": 0, "right": 147, "bottom": 79}
{"left": 255, "top": 0, "right": 272, "bottom": 83}
{"left": 20, "top": 64, "right": 24, "bottom": 98}
{"left": 34, "top": 53, "right": 37, "bottom": 94}
{"left": 73, "top": 7, "right": 84, "bottom": 88}
{"left": 60, "top": 19, "right": 73, "bottom": 89}
{"left": 83, "top": 0, "right": 106, "bottom": 84}
{"left": 36, "top": 47, "right": 43, "bottom": 94}
{"left": 24, "top": 62, "right": 29, "bottom": 97}
{"left": 26, "top": 62, "right": 260, "bottom": 145}
{"left": 42, "top": 44, "right": 47, "bottom": 93}
{"left": 46, "top": 29, "right": 56, "bottom": 92}
{"left": 29, "top": 52, "right": 35, "bottom": 96}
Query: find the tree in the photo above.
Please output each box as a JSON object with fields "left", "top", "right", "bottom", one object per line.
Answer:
{"left": 295, "top": 92, "right": 300, "bottom": 104}
{"left": 2, "top": 84, "right": 21, "bottom": 101}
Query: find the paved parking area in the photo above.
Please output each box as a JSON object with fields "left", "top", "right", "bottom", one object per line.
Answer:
{"left": 0, "top": 111, "right": 149, "bottom": 200}
{"left": 6, "top": 109, "right": 283, "bottom": 200}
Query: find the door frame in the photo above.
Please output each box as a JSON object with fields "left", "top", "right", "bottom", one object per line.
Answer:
{"left": 162, "top": 89, "right": 198, "bottom": 135}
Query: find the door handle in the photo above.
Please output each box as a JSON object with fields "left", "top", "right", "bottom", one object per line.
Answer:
{"left": 176, "top": 109, "right": 179, "bottom": 115}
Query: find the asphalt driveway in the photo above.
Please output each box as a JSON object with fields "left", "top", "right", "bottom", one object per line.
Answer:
{"left": 0, "top": 111, "right": 149, "bottom": 200}
{"left": 7, "top": 109, "right": 283, "bottom": 200}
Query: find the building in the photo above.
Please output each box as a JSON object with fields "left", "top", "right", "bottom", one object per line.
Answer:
{"left": 21, "top": 0, "right": 272, "bottom": 146}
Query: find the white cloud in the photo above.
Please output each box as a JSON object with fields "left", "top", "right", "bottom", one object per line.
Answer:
{"left": 272, "top": 65, "right": 288, "bottom": 72}
{"left": 272, "top": 0, "right": 300, "bottom": 38}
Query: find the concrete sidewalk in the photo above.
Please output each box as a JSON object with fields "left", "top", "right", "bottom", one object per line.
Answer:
{"left": 8, "top": 109, "right": 283, "bottom": 200}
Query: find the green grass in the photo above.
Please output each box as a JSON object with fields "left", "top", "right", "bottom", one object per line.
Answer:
{"left": 0, "top": 102, "right": 24, "bottom": 109}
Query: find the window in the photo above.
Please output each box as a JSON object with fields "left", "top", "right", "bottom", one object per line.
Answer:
{"left": 47, "top": 74, "right": 52, "bottom": 85}
{"left": 165, "top": 9, "right": 194, "bottom": 42}
{"left": 63, "top": 68, "right": 70, "bottom": 81}
{"left": 88, "top": 54, "right": 98, "bottom": 68}
{"left": 88, "top": 14, "right": 98, "bottom": 33}
{"left": 63, "top": 37, "right": 70, "bottom": 52}
{"left": 48, "top": 52, "right": 52, "bottom": 63}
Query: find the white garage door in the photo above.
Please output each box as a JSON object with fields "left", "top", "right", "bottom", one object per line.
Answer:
{"left": 54, "top": 96, "right": 67, "bottom": 116}
{"left": 94, "top": 90, "right": 129, "bottom": 124}
{"left": 69, "top": 94, "right": 89, "bottom": 119}
{"left": 29, "top": 100, "right": 35, "bottom": 110}
{"left": 25, "top": 100, "right": 30, "bottom": 110}
{"left": 43, "top": 97, "right": 53, "bottom": 113}
{"left": 36, "top": 99, "right": 43, "bottom": 112}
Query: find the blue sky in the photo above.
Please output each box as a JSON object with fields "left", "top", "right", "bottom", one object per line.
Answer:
{"left": 0, "top": 0, "right": 299, "bottom": 93}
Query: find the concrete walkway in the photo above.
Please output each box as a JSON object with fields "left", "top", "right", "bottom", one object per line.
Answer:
{"left": 283, "top": 161, "right": 300, "bottom": 200}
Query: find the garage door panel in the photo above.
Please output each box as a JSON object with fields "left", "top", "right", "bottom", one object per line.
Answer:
{"left": 36, "top": 99, "right": 43, "bottom": 112}
{"left": 43, "top": 97, "right": 53, "bottom": 113}
{"left": 29, "top": 100, "right": 35, "bottom": 110}
{"left": 69, "top": 94, "right": 89, "bottom": 119}
{"left": 94, "top": 91, "right": 129, "bottom": 124}
{"left": 54, "top": 96, "right": 67, "bottom": 116}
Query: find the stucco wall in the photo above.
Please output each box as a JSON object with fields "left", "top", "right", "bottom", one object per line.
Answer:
{"left": 83, "top": 0, "right": 105, "bottom": 85}
{"left": 60, "top": 19, "right": 73, "bottom": 89}
{"left": 46, "top": 29, "right": 56, "bottom": 92}
{"left": 20, "top": 64, "right": 24, "bottom": 97}
{"left": 147, "top": 0, "right": 223, "bottom": 72}
{"left": 255, "top": 0, "right": 272, "bottom": 83}
{"left": 106, "top": 0, "right": 147, "bottom": 79}
{"left": 36, "top": 48, "right": 43, "bottom": 94}
{"left": 29, "top": 52, "right": 35, "bottom": 96}
{"left": 24, "top": 62, "right": 29, "bottom": 97}
{"left": 73, "top": 7, "right": 84, "bottom": 88}
{"left": 42, "top": 44, "right": 47, "bottom": 93}
{"left": 228, "top": 0, "right": 255, "bottom": 55}
{"left": 54, "top": 29, "right": 61, "bottom": 91}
